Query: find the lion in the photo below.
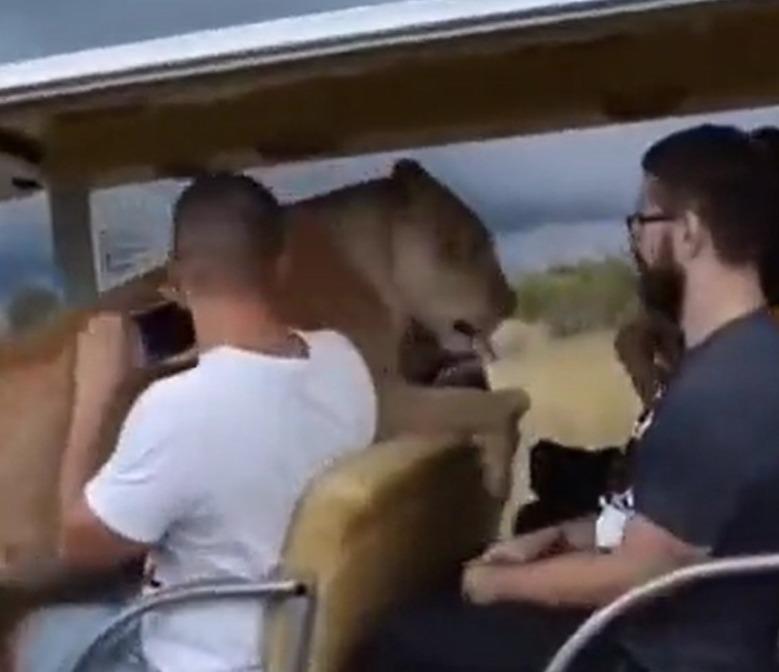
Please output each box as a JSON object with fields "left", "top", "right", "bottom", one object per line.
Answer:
{"left": 275, "top": 159, "right": 528, "bottom": 473}
{"left": 0, "top": 161, "right": 528, "bottom": 647}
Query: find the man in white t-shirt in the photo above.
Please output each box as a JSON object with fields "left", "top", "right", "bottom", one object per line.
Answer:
{"left": 15, "top": 173, "right": 377, "bottom": 671}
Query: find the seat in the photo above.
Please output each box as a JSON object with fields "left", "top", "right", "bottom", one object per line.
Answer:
{"left": 71, "top": 434, "right": 502, "bottom": 672}
{"left": 266, "top": 434, "right": 502, "bottom": 672}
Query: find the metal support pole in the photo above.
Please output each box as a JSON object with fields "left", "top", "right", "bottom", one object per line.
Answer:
{"left": 71, "top": 578, "right": 309, "bottom": 672}
{"left": 48, "top": 181, "right": 98, "bottom": 306}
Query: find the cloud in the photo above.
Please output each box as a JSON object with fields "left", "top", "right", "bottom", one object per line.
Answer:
{"left": 258, "top": 103, "right": 779, "bottom": 232}
{"left": 495, "top": 220, "right": 628, "bottom": 277}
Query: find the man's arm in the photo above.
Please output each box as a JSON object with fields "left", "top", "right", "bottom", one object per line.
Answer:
{"left": 463, "top": 514, "right": 704, "bottom": 608}
{"left": 464, "top": 364, "right": 754, "bottom": 609}
{"left": 0, "top": 316, "right": 150, "bottom": 612}
{"left": 476, "top": 516, "right": 595, "bottom": 566}
{"left": 58, "top": 315, "right": 150, "bottom": 569}
{"left": 560, "top": 515, "right": 597, "bottom": 552}
{"left": 477, "top": 526, "right": 563, "bottom": 565}
{"left": 60, "top": 499, "right": 148, "bottom": 571}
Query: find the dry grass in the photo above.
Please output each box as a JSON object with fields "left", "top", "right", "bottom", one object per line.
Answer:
{"left": 488, "top": 319, "right": 641, "bottom": 531}
{"left": 513, "top": 258, "right": 637, "bottom": 337}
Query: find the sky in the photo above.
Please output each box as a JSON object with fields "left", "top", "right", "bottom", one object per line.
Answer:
{"left": 256, "top": 104, "right": 779, "bottom": 273}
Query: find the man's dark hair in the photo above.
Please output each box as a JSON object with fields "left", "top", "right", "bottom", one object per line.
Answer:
{"left": 173, "top": 172, "right": 284, "bottom": 261}
{"left": 751, "top": 127, "right": 779, "bottom": 304}
{"left": 642, "top": 124, "right": 779, "bottom": 266}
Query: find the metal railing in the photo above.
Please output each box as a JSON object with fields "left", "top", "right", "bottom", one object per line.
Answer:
{"left": 543, "top": 553, "right": 779, "bottom": 672}
{"left": 71, "top": 578, "right": 310, "bottom": 672}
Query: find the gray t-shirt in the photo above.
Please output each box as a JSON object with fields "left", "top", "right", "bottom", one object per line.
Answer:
{"left": 620, "top": 309, "right": 779, "bottom": 672}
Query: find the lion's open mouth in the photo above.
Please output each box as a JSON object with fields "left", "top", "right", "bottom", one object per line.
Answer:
{"left": 432, "top": 355, "right": 487, "bottom": 389}
{"left": 401, "top": 319, "right": 494, "bottom": 389}
{"left": 427, "top": 321, "right": 494, "bottom": 389}
{"left": 452, "top": 320, "right": 497, "bottom": 363}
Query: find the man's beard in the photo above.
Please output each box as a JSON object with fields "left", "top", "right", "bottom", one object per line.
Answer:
{"left": 634, "top": 237, "right": 686, "bottom": 325}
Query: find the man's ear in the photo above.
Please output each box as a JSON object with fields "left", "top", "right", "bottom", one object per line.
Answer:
{"left": 160, "top": 264, "right": 185, "bottom": 306}
{"left": 274, "top": 249, "right": 292, "bottom": 283}
{"left": 679, "top": 209, "right": 707, "bottom": 261}
{"left": 159, "top": 284, "right": 181, "bottom": 305}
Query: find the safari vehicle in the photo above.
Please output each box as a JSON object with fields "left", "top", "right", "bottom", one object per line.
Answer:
{"left": 1, "top": 0, "right": 779, "bottom": 671}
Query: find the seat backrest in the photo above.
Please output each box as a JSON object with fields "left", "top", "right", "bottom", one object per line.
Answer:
{"left": 264, "top": 435, "right": 501, "bottom": 672}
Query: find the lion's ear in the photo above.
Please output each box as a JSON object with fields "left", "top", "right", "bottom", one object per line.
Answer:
{"left": 390, "top": 159, "right": 436, "bottom": 207}
{"left": 392, "top": 159, "right": 427, "bottom": 182}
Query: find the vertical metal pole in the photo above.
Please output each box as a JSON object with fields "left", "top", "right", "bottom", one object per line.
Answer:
{"left": 48, "top": 180, "right": 99, "bottom": 306}
{"left": 291, "top": 592, "right": 316, "bottom": 672}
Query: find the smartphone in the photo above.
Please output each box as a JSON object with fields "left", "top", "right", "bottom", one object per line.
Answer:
{"left": 132, "top": 302, "right": 196, "bottom": 365}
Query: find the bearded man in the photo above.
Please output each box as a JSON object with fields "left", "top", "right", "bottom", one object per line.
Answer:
{"left": 365, "top": 125, "right": 779, "bottom": 672}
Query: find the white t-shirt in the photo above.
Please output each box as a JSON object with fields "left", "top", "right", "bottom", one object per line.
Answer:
{"left": 85, "top": 330, "right": 376, "bottom": 672}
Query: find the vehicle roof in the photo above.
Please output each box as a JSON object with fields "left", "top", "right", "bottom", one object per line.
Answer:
{"left": 0, "top": 0, "right": 702, "bottom": 106}
{"left": 0, "top": 0, "right": 773, "bottom": 193}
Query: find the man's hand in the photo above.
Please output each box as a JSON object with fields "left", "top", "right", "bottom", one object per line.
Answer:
{"left": 462, "top": 526, "right": 562, "bottom": 604}
{"left": 462, "top": 563, "right": 504, "bottom": 605}
{"left": 463, "top": 526, "right": 564, "bottom": 605}
{"left": 477, "top": 527, "right": 563, "bottom": 565}
{"left": 463, "top": 528, "right": 562, "bottom": 606}
{"left": 463, "top": 515, "right": 705, "bottom": 609}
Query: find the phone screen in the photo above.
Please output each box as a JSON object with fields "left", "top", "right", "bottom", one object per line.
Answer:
{"left": 133, "top": 302, "right": 196, "bottom": 365}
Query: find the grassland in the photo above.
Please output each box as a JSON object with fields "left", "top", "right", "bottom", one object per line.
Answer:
{"left": 513, "top": 257, "right": 638, "bottom": 337}
{"left": 493, "top": 258, "right": 643, "bottom": 525}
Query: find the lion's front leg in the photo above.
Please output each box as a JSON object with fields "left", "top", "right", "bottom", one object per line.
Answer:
{"left": 473, "top": 416, "right": 521, "bottom": 501}
{"left": 379, "top": 382, "right": 530, "bottom": 499}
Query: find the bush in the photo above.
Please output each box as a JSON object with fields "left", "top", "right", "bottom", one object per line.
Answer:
{"left": 514, "top": 258, "right": 637, "bottom": 337}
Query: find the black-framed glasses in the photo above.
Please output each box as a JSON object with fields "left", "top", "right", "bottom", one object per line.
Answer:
{"left": 625, "top": 212, "right": 676, "bottom": 231}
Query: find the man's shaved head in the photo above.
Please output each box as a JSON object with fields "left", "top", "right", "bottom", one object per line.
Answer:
{"left": 172, "top": 173, "right": 284, "bottom": 294}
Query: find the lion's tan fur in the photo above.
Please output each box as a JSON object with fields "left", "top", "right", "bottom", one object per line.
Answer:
{"left": 0, "top": 161, "right": 526, "bottom": 568}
